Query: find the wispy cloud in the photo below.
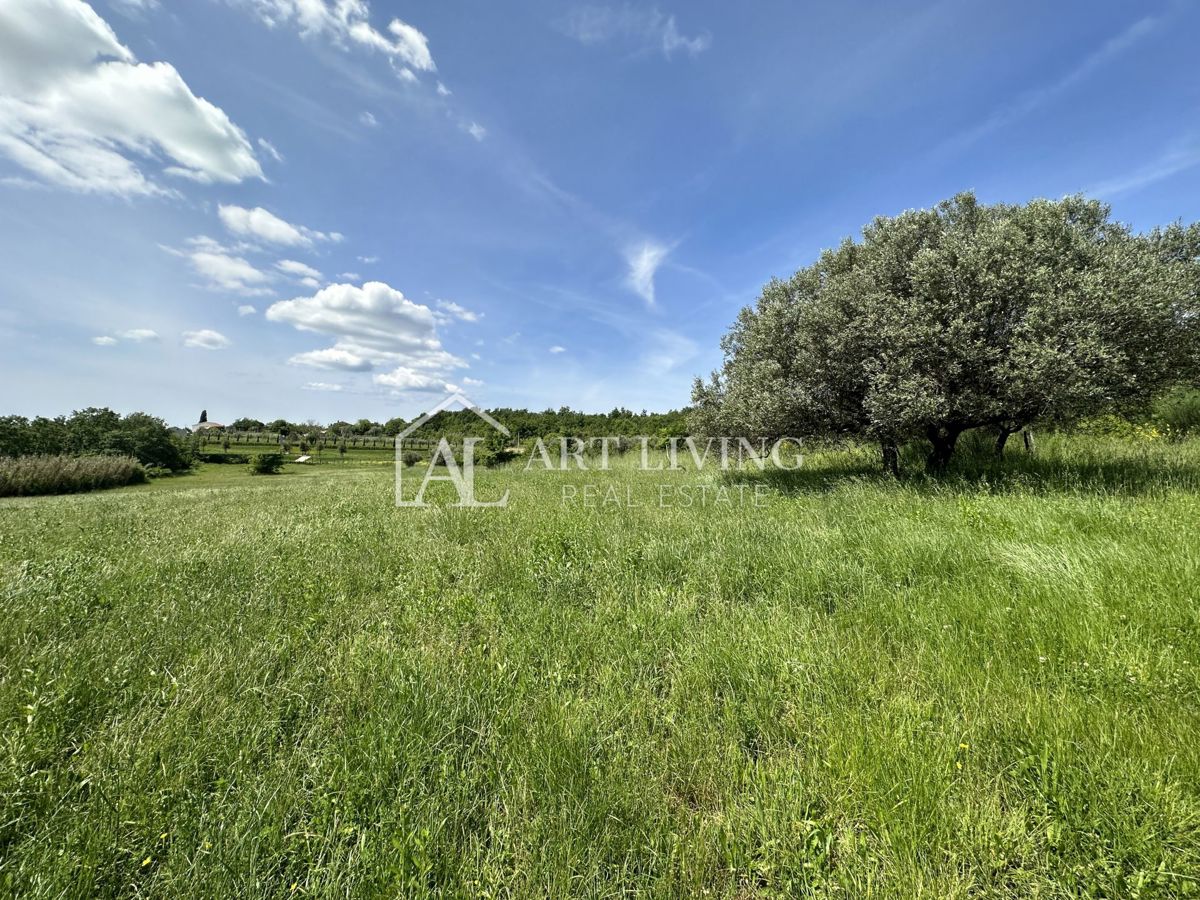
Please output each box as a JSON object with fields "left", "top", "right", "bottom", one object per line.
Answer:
{"left": 1088, "top": 135, "right": 1200, "bottom": 198}
{"left": 257, "top": 138, "right": 284, "bottom": 162}
{"left": 640, "top": 329, "right": 696, "bottom": 375}
{"left": 92, "top": 328, "right": 160, "bottom": 346}
{"left": 225, "top": 0, "right": 436, "bottom": 81}
{"left": 562, "top": 5, "right": 710, "bottom": 59}
{"left": 164, "top": 236, "right": 274, "bottom": 296}
{"left": 941, "top": 14, "right": 1163, "bottom": 155}
{"left": 624, "top": 240, "right": 671, "bottom": 306}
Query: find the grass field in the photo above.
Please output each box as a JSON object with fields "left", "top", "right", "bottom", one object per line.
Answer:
{"left": 1, "top": 436, "right": 1199, "bottom": 897}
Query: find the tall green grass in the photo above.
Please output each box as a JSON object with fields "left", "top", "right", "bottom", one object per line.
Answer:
{"left": 0, "top": 437, "right": 1198, "bottom": 896}
{"left": 0, "top": 454, "right": 145, "bottom": 497}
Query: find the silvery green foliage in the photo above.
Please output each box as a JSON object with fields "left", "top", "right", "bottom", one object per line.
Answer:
{"left": 693, "top": 193, "right": 1200, "bottom": 470}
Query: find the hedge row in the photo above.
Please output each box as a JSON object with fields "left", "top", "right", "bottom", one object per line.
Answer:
{"left": 0, "top": 454, "right": 146, "bottom": 497}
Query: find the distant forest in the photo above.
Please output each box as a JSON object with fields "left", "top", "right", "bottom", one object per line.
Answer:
{"left": 228, "top": 407, "right": 691, "bottom": 440}
{"left": 0, "top": 407, "right": 693, "bottom": 463}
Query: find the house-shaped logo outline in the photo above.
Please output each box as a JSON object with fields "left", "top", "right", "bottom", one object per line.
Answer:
{"left": 396, "top": 392, "right": 510, "bottom": 442}
{"left": 395, "top": 393, "right": 510, "bottom": 508}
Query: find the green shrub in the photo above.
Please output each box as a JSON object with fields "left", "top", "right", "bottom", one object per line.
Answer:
{"left": 400, "top": 451, "right": 422, "bottom": 467}
{"left": 248, "top": 453, "right": 284, "bottom": 475}
{"left": 197, "top": 452, "right": 250, "bottom": 465}
{"left": 485, "top": 447, "right": 521, "bottom": 467}
{"left": 1154, "top": 387, "right": 1200, "bottom": 438}
{"left": 0, "top": 454, "right": 146, "bottom": 497}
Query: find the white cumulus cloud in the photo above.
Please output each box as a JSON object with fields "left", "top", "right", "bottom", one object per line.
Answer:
{"left": 435, "top": 299, "right": 481, "bottom": 323}
{"left": 219, "top": 204, "right": 341, "bottom": 247}
{"left": 0, "top": 0, "right": 262, "bottom": 195}
{"left": 182, "top": 328, "right": 231, "bottom": 349}
{"left": 265, "top": 281, "right": 466, "bottom": 390}
{"left": 276, "top": 259, "right": 323, "bottom": 280}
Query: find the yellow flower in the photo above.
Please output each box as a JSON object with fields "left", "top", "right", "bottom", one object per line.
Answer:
{"left": 141, "top": 857, "right": 152, "bottom": 868}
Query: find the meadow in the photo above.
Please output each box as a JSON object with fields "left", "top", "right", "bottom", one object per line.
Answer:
{"left": 1, "top": 435, "right": 1198, "bottom": 897}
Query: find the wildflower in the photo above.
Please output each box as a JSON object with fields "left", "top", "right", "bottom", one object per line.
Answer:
{"left": 141, "top": 857, "right": 152, "bottom": 868}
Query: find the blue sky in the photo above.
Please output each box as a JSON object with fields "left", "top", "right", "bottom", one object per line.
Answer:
{"left": 2, "top": 0, "right": 1198, "bottom": 426}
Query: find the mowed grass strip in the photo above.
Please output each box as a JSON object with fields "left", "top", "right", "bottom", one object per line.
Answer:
{"left": 1, "top": 437, "right": 1198, "bottom": 897}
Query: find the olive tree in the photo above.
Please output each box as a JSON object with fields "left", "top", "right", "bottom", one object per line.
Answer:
{"left": 693, "top": 193, "right": 1199, "bottom": 473}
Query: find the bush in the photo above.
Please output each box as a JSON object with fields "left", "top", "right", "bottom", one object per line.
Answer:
{"left": 197, "top": 452, "right": 250, "bottom": 465}
{"left": 1154, "top": 387, "right": 1200, "bottom": 438}
{"left": 0, "top": 454, "right": 146, "bottom": 497}
{"left": 248, "top": 453, "right": 284, "bottom": 475}
{"left": 401, "top": 451, "right": 422, "bottom": 467}
{"left": 486, "top": 447, "right": 521, "bottom": 467}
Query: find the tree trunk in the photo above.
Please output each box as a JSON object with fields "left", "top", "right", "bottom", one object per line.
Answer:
{"left": 995, "top": 427, "right": 1013, "bottom": 458}
{"left": 1022, "top": 428, "right": 1036, "bottom": 455}
{"left": 881, "top": 440, "right": 900, "bottom": 478}
{"left": 926, "top": 426, "right": 961, "bottom": 473}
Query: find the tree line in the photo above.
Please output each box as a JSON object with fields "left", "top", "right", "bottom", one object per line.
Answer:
{"left": 0, "top": 406, "right": 693, "bottom": 466}
{"left": 225, "top": 407, "right": 690, "bottom": 441}
{"left": 0, "top": 409, "right": 190, "bottom": 471}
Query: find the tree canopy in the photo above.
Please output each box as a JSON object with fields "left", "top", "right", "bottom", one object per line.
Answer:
{"left": 0, "top": 408, "right": 191, "bottom": 471}
{"left": 692, "top": 193, "right": 1200, "bottom": 472}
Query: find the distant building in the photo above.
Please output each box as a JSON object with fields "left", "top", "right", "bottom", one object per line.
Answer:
{"left": 191, "top": 420, "right": 225, "bottom": 432}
